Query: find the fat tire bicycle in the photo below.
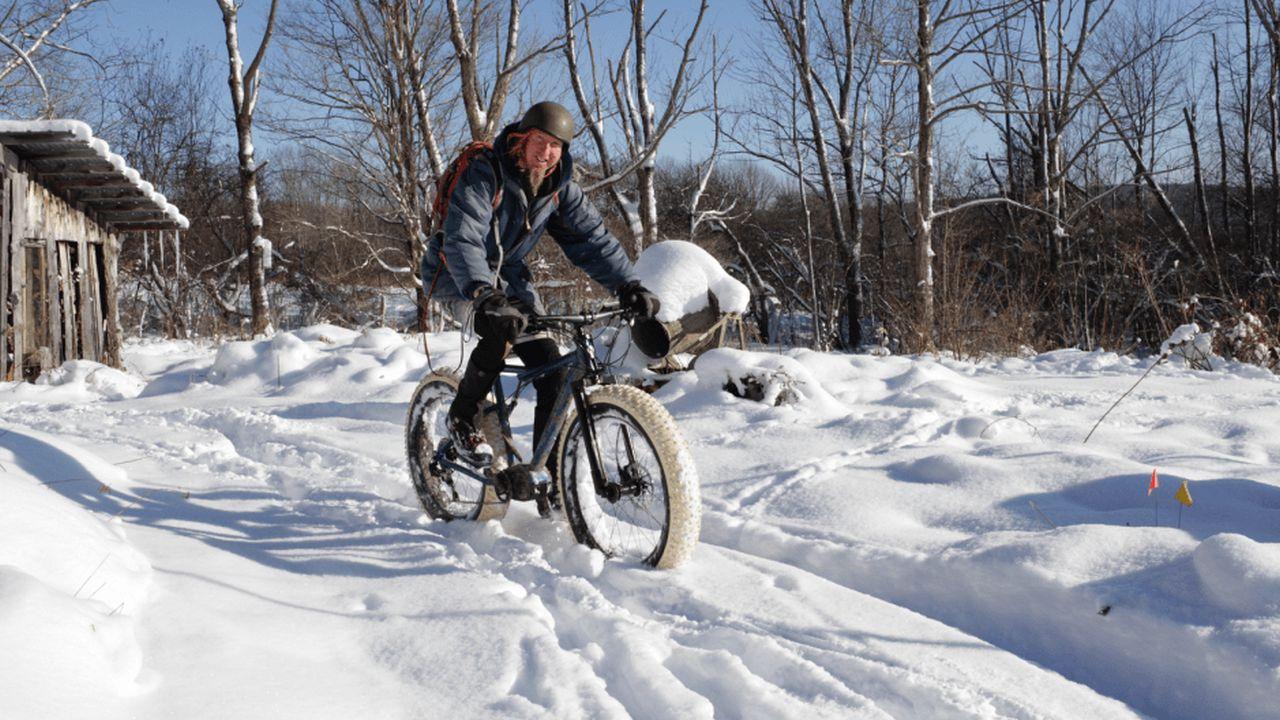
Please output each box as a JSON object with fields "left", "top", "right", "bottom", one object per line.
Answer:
{"left": 405, "top": 304, "right": 700, "bottom": 569}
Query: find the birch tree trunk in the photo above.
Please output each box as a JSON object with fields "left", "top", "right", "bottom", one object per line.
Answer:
{"left": 217, "top": 0, "right": 279, "bottom": 337}
{"left": 912, "top": 0, "right": 936, "bottom": 347}
{"left": 1245, "top": 4, "right": 1258, "bottom": 256}
{"left": 446, "top": 0, "right": 567, "bottom": 142}
{"left": 1211, "top": 35, "right": 1233, "bottom": 247}
{"left": 761, "top": 0, "right": 855, "bottom": 347}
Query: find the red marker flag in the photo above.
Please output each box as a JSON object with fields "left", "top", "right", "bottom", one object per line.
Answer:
{"left": 1148, "top": 468, "right": 1160, "bottom": 496}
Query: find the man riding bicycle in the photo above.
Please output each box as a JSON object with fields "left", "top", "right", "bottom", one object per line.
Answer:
{"left": 421, "top": 101, "right": 661, "bottom": 491}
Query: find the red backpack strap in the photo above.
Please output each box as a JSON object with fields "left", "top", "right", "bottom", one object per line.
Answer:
{"left": 431, "top": 141, "right": 503, "bottom": 232}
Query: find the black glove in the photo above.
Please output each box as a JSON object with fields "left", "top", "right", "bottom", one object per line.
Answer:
{"left": 617, "top": 280, "right": 661, "bottom": 319}
{"left": 471, "top": 287, "right": 527, "bottom": 342}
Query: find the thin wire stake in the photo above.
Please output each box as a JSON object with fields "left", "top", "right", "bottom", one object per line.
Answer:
{"left": 1083, "top": 354, "right": 1167, "bottom": 444}
{"left": 1029, "top": 500, "right": 1058, "bottom": 529}
{"left": 73, "top": 555, "right": 110, "bottom": 598}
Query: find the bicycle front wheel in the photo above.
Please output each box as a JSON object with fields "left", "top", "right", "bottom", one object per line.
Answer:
{"left": 556, "top": 385, "right": 700, "bottom": 568}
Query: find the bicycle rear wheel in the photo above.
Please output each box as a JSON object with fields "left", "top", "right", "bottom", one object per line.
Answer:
{"left": 405, "top": 370, "right": 508, "bottom": 521}
{"left": 556, "top": 385, "right": 700, "bottom": 568}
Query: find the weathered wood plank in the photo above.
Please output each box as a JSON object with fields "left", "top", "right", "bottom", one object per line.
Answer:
{"left": 101, "top": 233, "right": 122, "bottom": 369}
{"left": 58, "top": 241, "right": 77, "bottom": 361}
{"left": 84, "top": 240, "right": 103, "bottom": 362}
{"left": 10, "top": 166, "right": 25, "bottom": 378}
{"left": 45, "top": 236, "right": 62, "bottom": 368}
{"left": 1, "top": 163, "right": 9, "bottom": 380}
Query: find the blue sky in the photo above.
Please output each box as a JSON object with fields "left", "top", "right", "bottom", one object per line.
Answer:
{"left": 97, "top": 0, "right": 754, "bottom": 163}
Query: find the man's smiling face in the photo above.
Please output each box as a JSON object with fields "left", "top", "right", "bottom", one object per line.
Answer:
{"left": 520, "top": 128, "right": 563, "bottom": 174}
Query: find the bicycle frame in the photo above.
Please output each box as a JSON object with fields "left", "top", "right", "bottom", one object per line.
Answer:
{"left": 433, "top": 307, "right": 624, "bottom": 500}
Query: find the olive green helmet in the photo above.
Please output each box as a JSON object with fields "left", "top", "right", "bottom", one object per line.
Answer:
{"left": 518, "top": 101, "right": 575, "bottom": 146}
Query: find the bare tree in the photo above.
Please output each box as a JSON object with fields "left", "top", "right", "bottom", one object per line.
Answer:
{"left": 274, "top": 0, "right": 456, "bottom": 330}
{"left": 562, "top": 0, "right": 710, "bottom": 254}
{"left": 895, "top": 0, "right": 1020, "bottom": 348}
{"left": 446, "top": 0, "right": 568, "bottom": 142}
{"left": 1249, "top": 0, "right": 1280, "bottom": 262}
{"left": 99, "top": 45, "right": 222, "bottom": 337}
{"left": 216, "top": 0, "right": 280, "bottom": 336}
{"left": 0, "top": 0, "right": 107, "bottom": 117}
{"left": 760, "top": 0, "right": 882, "bottom": 348}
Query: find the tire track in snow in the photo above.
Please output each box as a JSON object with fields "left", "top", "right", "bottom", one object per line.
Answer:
{"left": 698, "top": 507, "right": 1277, "bottom": 720}
{"left": 437, "top": 509, "right": 1141, "bottom": 720}
{"left": 718, "top": 414, "right": 943, "bottom": 514}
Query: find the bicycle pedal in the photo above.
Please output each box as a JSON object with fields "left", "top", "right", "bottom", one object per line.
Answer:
{"left": 494, "top": 464, "right": 550, "bottom": 502}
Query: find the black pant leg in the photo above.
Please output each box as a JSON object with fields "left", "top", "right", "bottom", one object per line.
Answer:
{"left": 511, "top": 337, "right": 565, "bottom": 454}
{"left": 448, "top": 334, "right": 509, "bottom": 426}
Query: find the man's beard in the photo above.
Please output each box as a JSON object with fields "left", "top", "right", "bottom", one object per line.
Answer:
{"left": 526, "top": 164, "right": 549, "bottom": 196}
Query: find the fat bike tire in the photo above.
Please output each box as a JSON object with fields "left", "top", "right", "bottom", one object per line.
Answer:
{"left": 556, "top": 385, "right": 700, "bottom": 568}
{"left": 405, "top": 370, "right": 508, "bottom": 522}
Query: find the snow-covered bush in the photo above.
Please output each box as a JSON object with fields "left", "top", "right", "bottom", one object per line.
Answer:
{"left": 694, "top": 348, "right": 842, "bottom": 412}
{"left": 1219, "top": 310, "right": 1279, "bottom": 372}
{"left": 1160, "top": 323, "right": 1216, "bottom": 370}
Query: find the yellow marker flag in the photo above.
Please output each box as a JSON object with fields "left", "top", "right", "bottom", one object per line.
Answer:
{"left": 1175, "top": 480, "right": 1193, "bottom": 507}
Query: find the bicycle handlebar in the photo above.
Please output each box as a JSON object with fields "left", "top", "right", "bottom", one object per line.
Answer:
{"left": 534, "top": 303, "right": 628, "bottom": 327}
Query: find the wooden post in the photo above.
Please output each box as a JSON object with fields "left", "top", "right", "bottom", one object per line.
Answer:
{"left": 58, "top": 240, "right": 75, "bottom": 361}
{"left": 101, "top": 231, "right": 122, "bottom": 369}
{"left": 78, "top": 236, "right": 95, "bottom": 362}
{"left": 1, "top": 155, "right": 10, "bottom": 381}
{"left": 43, "top": 218, "right": 62, "bottom": 369}
{"left": 10, "top": 166, "right": 26, "bottom": 376}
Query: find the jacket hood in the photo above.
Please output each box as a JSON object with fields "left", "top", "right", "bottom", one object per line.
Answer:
{"left": 493, "top": 122, "right": 574, "bottom": 196}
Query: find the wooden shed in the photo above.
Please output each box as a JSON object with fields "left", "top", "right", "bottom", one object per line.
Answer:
{"left": 0, "top": 120, "right": 187, "bottom": 381}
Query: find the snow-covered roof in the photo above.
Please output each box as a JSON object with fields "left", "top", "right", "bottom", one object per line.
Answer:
{"left": 0, "top": 119, "right": 189, "bottom": 231}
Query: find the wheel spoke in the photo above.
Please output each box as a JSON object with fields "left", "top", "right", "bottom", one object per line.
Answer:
{"left": 562, "top": 403, "right": 669, "bottom": 564}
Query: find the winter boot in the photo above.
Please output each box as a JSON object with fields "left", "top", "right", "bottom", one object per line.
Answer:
{"left": 446, "top": 414, "right": 494, "bottom": 467}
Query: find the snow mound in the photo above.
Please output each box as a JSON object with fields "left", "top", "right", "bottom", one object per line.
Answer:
{"left": 0, "top": 568, "right": 150, "bottom": 716}
{"left": 694, "top": 348, "right": 843, "bottom": 413}
{"left": 291, "top": 324, "right": 359, "bottom": 344}
{"left": 37, "top": 360, "right": 145, "bottom": 400}
{"left": 881, "top": 361, "right": 1005, "bottom": 411}
{"left": 353, "top": 327, "right": 405, "bottom": 351}
{"left": 945, "top": 525, "right": 1194, "bottom": 587}
{"left": 0, "top": 475, "right": 150, "bottom": 613}
{"left": 633, "top": 240, "right": 750, "bottom": 322}
{"left": 200, "top": 325, "right": 443, "bottom": 394}
{"left": 0, "top": 450, "right": 154, "bottom": 716}
{"left": 0, "top": 361, "right": 145, "bottom": 402}
{"left": 1193, "top": 534, "right": 1280, "bottom": 616}
{"left": 208, "top": 331, "right": 320, "bottom": 385}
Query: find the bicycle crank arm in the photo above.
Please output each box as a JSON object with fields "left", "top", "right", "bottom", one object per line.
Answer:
{"left": 491, "top": 463, "right": 552, "bottom": 503}
{"left": 432, "top": 455, "right": 495, "bottom": 486}
{"left": 433, "top": 453, "right": 553, "bottom": 513}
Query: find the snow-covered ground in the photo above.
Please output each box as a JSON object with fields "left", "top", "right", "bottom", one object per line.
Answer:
{"left": 3, "top": 328, "right": 1279, "bottom": 719}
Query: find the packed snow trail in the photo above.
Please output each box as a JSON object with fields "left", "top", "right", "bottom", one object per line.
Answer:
{"left": 2, "top": 330, "right": 1278, "bottom": 719}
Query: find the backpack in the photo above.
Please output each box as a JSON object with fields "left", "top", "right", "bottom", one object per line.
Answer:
{"left": 429, "top": 141, "right": 503, "bottom": 237}
{"left": 424, "top": 142, "right": 504, "bottom": 305}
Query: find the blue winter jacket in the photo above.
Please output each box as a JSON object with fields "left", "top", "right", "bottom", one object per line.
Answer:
{"left": 421, "top": 123, "right": 637, "bottom": 314}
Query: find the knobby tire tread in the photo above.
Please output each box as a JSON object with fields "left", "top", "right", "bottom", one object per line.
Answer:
{"left": 556, "top": 384, "right": 701, "bottom": 569}
{"left": 405, "top": 370, "right": 509, "bottom": 522}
